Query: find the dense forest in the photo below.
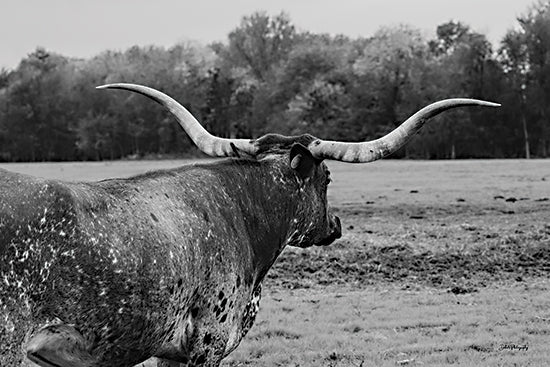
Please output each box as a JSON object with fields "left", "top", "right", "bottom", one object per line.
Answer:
{"left": 0, "top": 1, "right": 549, "bottom": 161}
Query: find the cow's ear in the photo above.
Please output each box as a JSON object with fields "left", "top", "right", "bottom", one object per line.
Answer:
{"left": 290, "top": 143, "right": 316, "bottom": 179}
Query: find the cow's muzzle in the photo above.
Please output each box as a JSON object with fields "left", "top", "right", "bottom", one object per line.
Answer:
{"left": 316, "top": 215, "right": 342, "bottom": 247}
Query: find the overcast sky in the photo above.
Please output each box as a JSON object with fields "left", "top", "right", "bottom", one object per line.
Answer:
{"left": 0, "top": 0, "right": 536, "bottom": 70}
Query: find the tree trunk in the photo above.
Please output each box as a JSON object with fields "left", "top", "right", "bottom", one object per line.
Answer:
{"left": 449, "top": 121, "right": 456, "bottom": 159}
{"left": 541, "top": 108, "right": 549, "bottom": 158}
{"left": 521, "top": 102, "right": 530, "bottom": 159}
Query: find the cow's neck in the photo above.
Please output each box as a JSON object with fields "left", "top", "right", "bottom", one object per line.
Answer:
{"left": 205, "top": 157, "right": 300, "bottom": 284}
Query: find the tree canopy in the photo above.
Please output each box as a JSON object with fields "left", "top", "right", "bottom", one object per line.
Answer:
{"left": 1, "top": 2, "right": 549, "bottom": 161}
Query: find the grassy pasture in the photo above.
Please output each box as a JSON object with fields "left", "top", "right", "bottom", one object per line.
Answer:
{"left": 1, "top": 159, "right": 549, "bottom": 366}
{"left": 225, "top": 282, "right": 550, "bottom": 367}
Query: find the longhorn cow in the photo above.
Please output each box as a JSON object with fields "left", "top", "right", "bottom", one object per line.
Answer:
{"left": 0, "top": 83, "right": 499, "bottom": 367}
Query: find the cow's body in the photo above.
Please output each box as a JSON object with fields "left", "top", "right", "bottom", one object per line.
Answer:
{"left": 1, "top": 153, "right": 337, "bottom": 366}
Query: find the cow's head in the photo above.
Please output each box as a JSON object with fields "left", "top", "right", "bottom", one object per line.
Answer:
{"left": 285, "top": 141, "right": 341, "bottom": 248}
{"left": 96, "top": 84, "right": 499, "bottom": 250}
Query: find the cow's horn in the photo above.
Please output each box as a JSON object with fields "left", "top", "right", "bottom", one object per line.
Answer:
{"left": 96, "top": 83, "right": 258, "bottom": 157}
{"left": 307, "top": 99, "right": 500, "bottom": 163}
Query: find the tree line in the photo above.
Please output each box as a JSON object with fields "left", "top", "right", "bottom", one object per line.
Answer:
{"left": 0, "top": 1, "right": 549, "bottom": 162}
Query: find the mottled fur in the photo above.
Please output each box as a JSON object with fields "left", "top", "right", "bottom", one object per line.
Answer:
{"left": 0, "top": 147, "right": 340, "bottom": 367}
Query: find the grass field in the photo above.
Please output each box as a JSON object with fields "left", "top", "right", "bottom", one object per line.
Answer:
{"left": 2, "top": 159, "right": 549, "bottom": 366}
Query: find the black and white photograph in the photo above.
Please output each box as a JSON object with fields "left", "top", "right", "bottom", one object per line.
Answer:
{"left": 0, "top": 0, "right": 548, "bottom": 366}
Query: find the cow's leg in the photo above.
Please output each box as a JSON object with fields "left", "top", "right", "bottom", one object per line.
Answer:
{"left": 157, "top": 358, "right": 183, "bottom": 367}
{"left": 25, "top": 324, "right": 94, "bottom": 367}
{"left": 134, "top": 357, "right": 161, "bottom": 366}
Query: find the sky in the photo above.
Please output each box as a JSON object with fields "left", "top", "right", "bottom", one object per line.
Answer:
{"left": 0, "top": 0, "right": 537, "bottom": 70}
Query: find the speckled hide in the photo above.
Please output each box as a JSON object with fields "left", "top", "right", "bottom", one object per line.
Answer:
{"left": 0, "top": 149, "right": 341, "bottom": 367}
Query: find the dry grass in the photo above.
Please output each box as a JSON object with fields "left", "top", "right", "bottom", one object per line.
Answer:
{"left": 0, "top": 159, "right": 198, "bottom": 182}
{"left": 223, "top": 281, "right": 550, "bottom": 367}
{"left": 2, "top": 159, "right": 549, "bottom": 366}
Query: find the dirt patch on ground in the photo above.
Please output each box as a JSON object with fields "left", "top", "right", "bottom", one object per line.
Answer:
{"left": 266, "top": 201, "right": 550, "bottom": 290}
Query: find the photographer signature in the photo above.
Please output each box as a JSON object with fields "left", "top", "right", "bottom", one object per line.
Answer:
{"left": 499, "top": 343, "right": 528, "bottom": 351}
